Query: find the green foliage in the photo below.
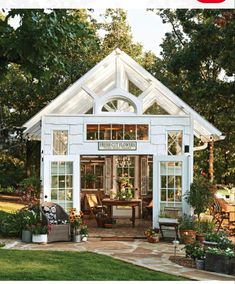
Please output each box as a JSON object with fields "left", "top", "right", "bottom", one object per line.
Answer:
{"left": 0, "top": 206, "right": 39, "bottom": 236}
{"left": 184, "top": 241, "right": 205, "bottom": 260}
{"left": 185, "top": 175, "right": 214, "bottom": 220}
{"left": 206, "top": 247, "right": 235, "bottom": 257}
{"left": 0, "top": 185, "right": 14, "bottom": 194}
{"left": 0, "top": 211, "right": 21, "bottom": 236}
{"left": 178, "top": 214, "right": 196, "bottom": 230}
{"left": 150, "top": 9, "right": 235, "bottom": 185}
{"left": 0, "top": 154, "right": 25, "bottom": 188}
{"left": 31, "top": 223, "right": 49, "bottom": 235}
{"left": 17, "top": 207, "right": 37, "bottom": 230}
{"left": 99, "top": 9, "right": 143, "bottom": 60}
{"left": 195, "top": 220, "right": 215, "bottom": 234}
{"left": 205, "top": 231, "right": 233, "bottom": 250}
{"left": 17, "top": 176, "right": 41, "bottom": 207}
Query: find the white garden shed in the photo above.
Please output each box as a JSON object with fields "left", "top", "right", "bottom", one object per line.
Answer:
{"left": 23, "top": 49, "right": 224, "bottom": 227}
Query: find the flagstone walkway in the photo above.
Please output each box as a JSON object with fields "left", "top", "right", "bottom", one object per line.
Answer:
{"left": 1, "top": 237, "right": 234, "bottom": 281}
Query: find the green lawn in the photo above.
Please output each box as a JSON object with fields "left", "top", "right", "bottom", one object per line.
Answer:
{"left": 0, "top": 250, "right": 188, "bottom": 281}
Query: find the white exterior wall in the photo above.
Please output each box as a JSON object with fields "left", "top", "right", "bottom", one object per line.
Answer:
{"left": 41, "top": 114, "right": 194, "bottom": 227}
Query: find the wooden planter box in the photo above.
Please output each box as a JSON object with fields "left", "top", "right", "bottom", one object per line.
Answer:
{"left": 205, "top": 252, "right": 235, "bottom": 275}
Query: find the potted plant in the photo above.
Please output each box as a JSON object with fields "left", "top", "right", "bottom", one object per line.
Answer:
{"left": 31, "top": 223, "right": 49, "bottom": 244}
{"left": 83, "top": 172, "right": 97, "bottom": 188}
{"left": 178, "top": 214, "right": 196, "bottom": 244}
{"left": 205, "top": 247, "right": 235, "bottom": 275}
{"left": 144, "top": 227, "right": 160, "bottom": 243}
{"left": 95, "top": 211, "right": 108, "bottom": 227}
{"left": 69, "top": 208, "right": 83, "bottom": 242}
{"left": 104, "top": 217, "right": 116, "bottom": 228}
{"left": 19, "top": 207, "right": 37, "bottom": 243}
{"left": 184, "top": 241, "right": 205, "bottom": 270}
{"left": 185, "top": 175, "right": 214, "bottom": 222}
{"left": 195, "top": 220, "right": 215, "bottom": 244}
{"left": 80, "top": 221, "right": 89, "bottom": 241}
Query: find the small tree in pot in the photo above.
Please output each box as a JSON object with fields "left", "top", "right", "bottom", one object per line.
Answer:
{"left": 185, "top": 175, "right": 214, "bottom": 241}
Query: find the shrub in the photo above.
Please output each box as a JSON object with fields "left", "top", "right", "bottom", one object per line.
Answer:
{"left": 205, "top": 231, "right": 233, "bottom": 250}
{"left": 0, "top": 185, "right": 15, "bottom": 195}
{"left": 184, "top": 241, "right": 205, "bottom": 260}
{"left": 17, "top": 176, "right": 40, "bottom": 207}
{"left": 195, "top": 220, "right": 215, "bottom": 234}
{"left": 178, "top": 214, "right": 196, "bottom": 230}
{"left": 185, "top": 175, "right": 214, "bottom": 221}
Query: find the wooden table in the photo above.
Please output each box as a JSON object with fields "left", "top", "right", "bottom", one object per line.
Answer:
{"left": 102, "top": 198, "right": 142, "bottom": 227}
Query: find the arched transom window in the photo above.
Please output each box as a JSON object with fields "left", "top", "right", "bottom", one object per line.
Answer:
{"left": 101, "top": 98, "right": 135, "bottom": 113}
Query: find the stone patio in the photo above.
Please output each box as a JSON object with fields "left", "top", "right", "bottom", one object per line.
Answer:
{"left": 1, "top": 237, "right": 235, "bottom": 281}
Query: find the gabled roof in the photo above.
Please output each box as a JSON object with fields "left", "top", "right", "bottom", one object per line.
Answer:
{"left": 23, "top": 48, "right": 224, "bottom": 142}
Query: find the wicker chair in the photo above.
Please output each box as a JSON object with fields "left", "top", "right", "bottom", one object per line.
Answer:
{"left": 40, "top": 202, "right": 71, "bottom": 242}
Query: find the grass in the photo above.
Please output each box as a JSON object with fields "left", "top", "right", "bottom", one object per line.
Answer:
{"left": 0, "top": 201, "right": 24, "bottom": 213}
{"left": 0, "top": 250, "right": 188, "bottom": 281}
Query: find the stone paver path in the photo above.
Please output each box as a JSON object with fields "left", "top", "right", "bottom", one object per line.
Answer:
{"left": 1, "top": 237, "right": 235, "bottom": 281}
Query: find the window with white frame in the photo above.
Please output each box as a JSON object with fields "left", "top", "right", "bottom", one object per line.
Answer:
{"left": 51, "top": 161, "right": 73, "bottom": 211}
{"left": 81, "top": 163, "right": 104, "bottom": 190}
{"left": 167, "top": 131, "right": 183, "bottom": 155}
{"left": 53, "top": 130, "right": 68, "bottom": 155}
{"left": 160, "top": 161, "right": 182, "bottom": 207}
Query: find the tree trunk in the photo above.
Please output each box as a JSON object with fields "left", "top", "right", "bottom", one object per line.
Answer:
{"left": 208, "top": 140, "right": 214, "bottom": 183}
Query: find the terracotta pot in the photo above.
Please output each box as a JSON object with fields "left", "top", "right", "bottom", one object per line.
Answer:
{"left": 104, "top": 223, "right": 113, "bottom": 228}
{"left": 196, "top": 233, "right": 205, "bottom": 244}
{"left": 147, "top": 235, "right": 160, "bottom": 243}
{"left": 179, "top": 229, "right": 196, "bottom": 244}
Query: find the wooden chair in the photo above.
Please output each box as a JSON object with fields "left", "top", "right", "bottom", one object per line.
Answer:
{"left": 142, "top": 199, "right": 153, "bottom": 220}
{"left": 85, "top": 193, "right": 106, "bottom": 219}
{"left": 40, "top": 202, "right": 71, "bottom": 242}
{"left": 210, "top": 198, "right": 230, "bottom": 232}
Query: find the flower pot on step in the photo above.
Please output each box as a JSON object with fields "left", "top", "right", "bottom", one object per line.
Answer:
{"left": 73, "top": 234, "right": 81, "bottom": 242}
{"left": 147, "top": 236, "right": 160, "bottom": 243}
{"left": 22, "top": 230, "right": 32, "bottom": 243}
{"left": 32, "top": 234, "right": 47, "bottom": 244}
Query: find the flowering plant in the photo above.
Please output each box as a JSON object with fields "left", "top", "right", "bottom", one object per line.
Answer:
{"left": 69, "top": 208, "right": 83, "bottom": 233}
{"left": 144, "top": 227, "right": 160, "bottom": 238}
{"left": 205, "top": 231, "right": 233, "bottom": 249}
{"left": 206, "top": 247, "right": 235, "bottom": 257}
{"left": 117, "top": 173, "right": 129, "bottom": 185}
{"left": 80, "top": 220, "right": 89, "bottom": 236}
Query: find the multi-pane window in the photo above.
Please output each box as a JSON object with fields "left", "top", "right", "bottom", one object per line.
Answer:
{"left": 86, "top": 124, "right": 149, "bottom": 141}
{"left": 160, "top": 161, "right": 182, "bottom": 206}
{"left": 167, "top": 131, "right": 183, "bottom": 155}
{"left": 51, "top": 161, "right": 73, "bottom": 211}
{"left": 53, "top": 131, "right": 68, "bottom": 155}
{"left": 81, "top": 164, "right": 104, "bottom": 189}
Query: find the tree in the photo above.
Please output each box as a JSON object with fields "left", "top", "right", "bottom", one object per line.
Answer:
{"left": 99, "top": 9, "right": 143, "bottom": 61}
{"left": 150, "top": 9, "right": 235, "bottom": 184}
{"left": 0, "top": 9, "right": 101, "bottom": 184}
{"left": 185, "top": 175, "right": 214, "bottom": 221}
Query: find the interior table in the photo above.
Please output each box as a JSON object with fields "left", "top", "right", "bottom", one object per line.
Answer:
{"left": 102, "top": 198, "right": 142, "bottom": 227}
